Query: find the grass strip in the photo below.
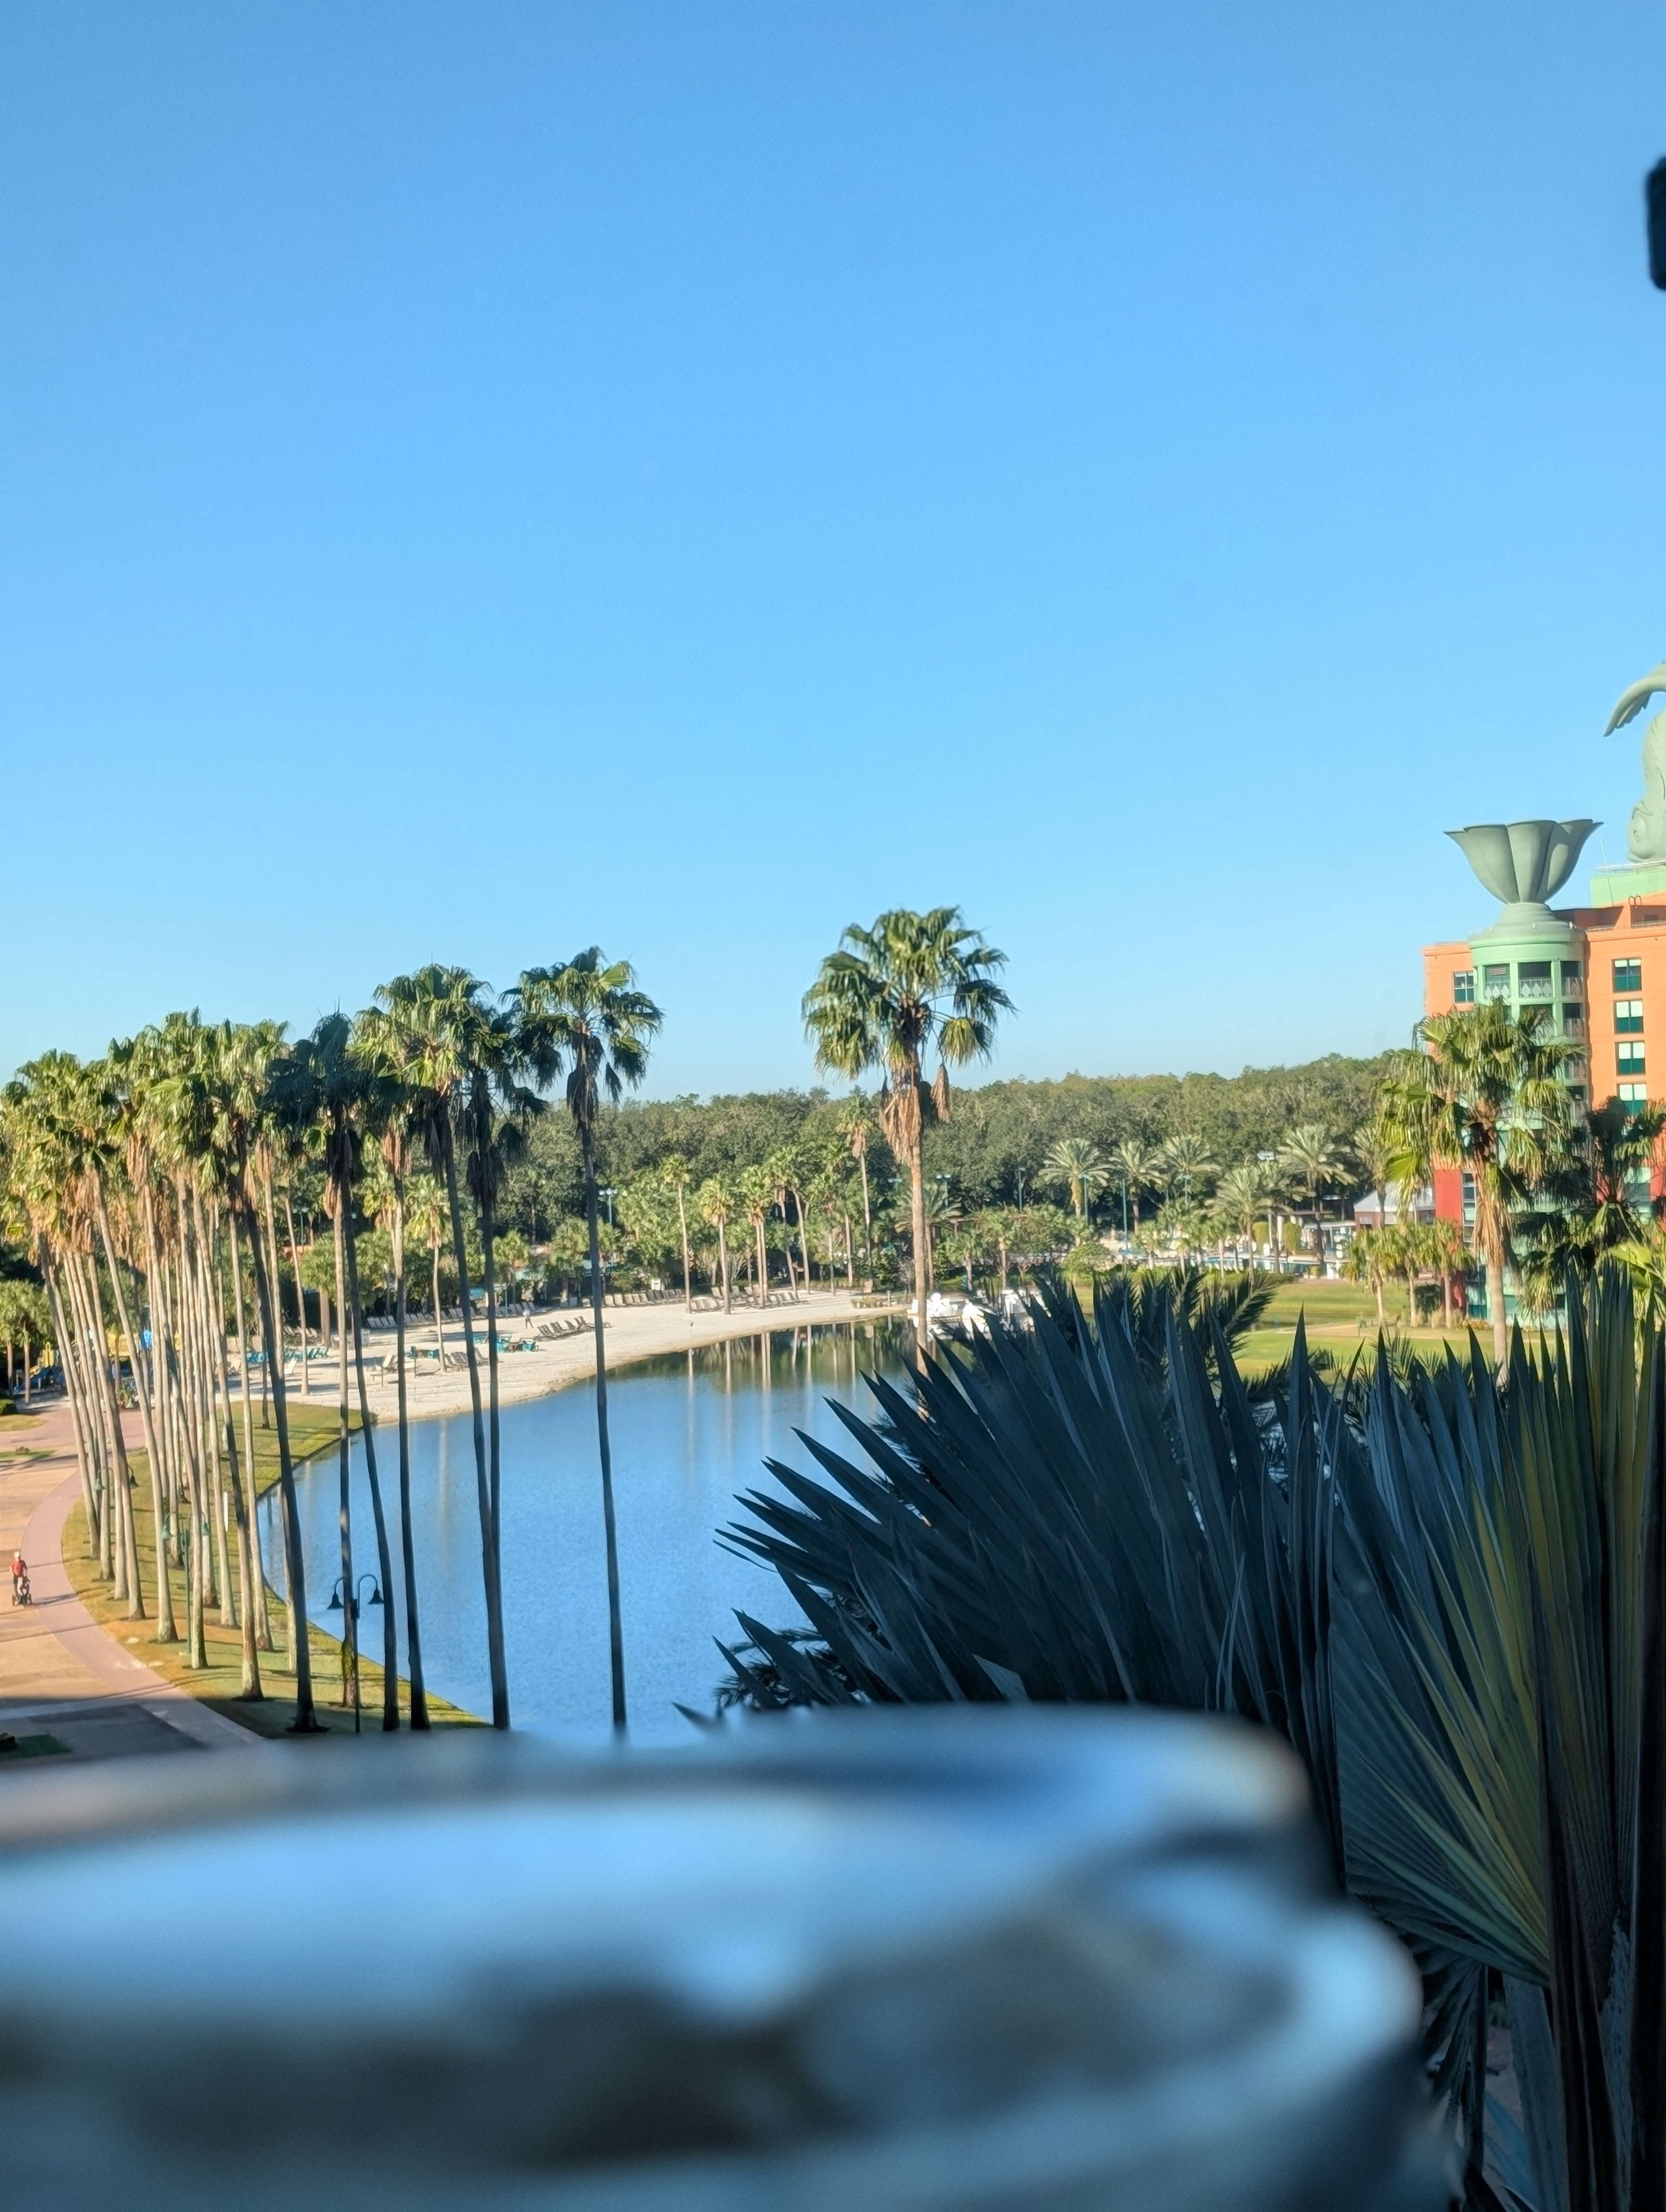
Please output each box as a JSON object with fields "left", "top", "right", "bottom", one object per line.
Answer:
{"left": 62, "top": 1399, "right": 480, "bottom": 1739}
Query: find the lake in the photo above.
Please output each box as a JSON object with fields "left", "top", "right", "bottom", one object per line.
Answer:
{"left": 259, "top": 1319, "right": 912, "bottom": 1741}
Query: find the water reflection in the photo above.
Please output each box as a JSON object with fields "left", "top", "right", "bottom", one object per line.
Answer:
{"left": 260, "top": 1320, "right": 912, "bottom": 1741}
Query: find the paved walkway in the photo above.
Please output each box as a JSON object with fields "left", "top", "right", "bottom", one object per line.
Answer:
{"left": 0, "top": 1399, "right": 260, "bottom": 1763}
{"left": 0, "top": 1291, "right": 905, "bottom": 1765}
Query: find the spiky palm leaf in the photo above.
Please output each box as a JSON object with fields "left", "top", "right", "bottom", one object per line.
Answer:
{"left": 719, "top": 1263, "right": 1666, "bottom": 2211}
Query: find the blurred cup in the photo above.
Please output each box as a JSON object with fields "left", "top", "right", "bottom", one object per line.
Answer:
{"left": 0, "top": 1708, "right": 1443, "bottom": 2209}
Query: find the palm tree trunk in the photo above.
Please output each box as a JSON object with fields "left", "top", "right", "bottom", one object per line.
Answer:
{"left": 718, "top": 1218, "right": 731, "bottom": 1313}
{"left": 844, "top": 1212, "right": 855, "bottom": 1290}
{"left": 331, "top": 1197, "right": 358, "bottom": 1725}
{"left": 44, "top": 1259, "right": 100, "bottom": 1556}
{"left": 858, "top": 1151, "right": 873, "bottom": 1291}
{"left": 392, "top": 1192, "right": 428, "bottom": 1729}
{"left": 676, "top": 1184, "right": 692, "bottom": 1312}
{"left": 344, "top": 1212, "right": 399, "bottom": 1729}
{"left": 240, "top": 1195, "right": 320, "bottom": 1727}
{"left": 85, "top": 1253, "right": 143, "bottom": 1617}
{"left": 67, "top": 1258, "right": 114, "bottom": 1581}
{"left": 1473, "top": 1181, "right": 1510, "bottom": 1366}
{"left": 794, "top": 1188, "right": 812, "bottom": 1293}
{"left": 281, "top": 1187, "right": 310, "bottom": 1397}
{"left": 90, "top": 1185, "right": 158, "bottom": 1627}
{"left": 197, "top": 1197, "right": 237, "bottom": 1629}
{"left": 478, "top": 1176, "right": 505, "bottom": 1644}
{"left": 211, "top": 1216, "right": 261, "bottom": 1699}
{"left": 227, "top": 1214, "right": 272, "bottom": 1651}
{"left": 582, "top": 1117, "right": 629, "bottom": 1735}
{"left": 432, "top": 1242, "right": 445, "bottom": 1367}
{"left": 909, "top": 1137, "right": 929, "bottom": 1365}
{"left": 137, "top": 1191, "right": 179, "bottom": 1639}
{"left": 156, "top": 1243, "right": 184, "bottom": 1564}
{"left": 441, "top": 1132, "right": 509, "bottom": 1729}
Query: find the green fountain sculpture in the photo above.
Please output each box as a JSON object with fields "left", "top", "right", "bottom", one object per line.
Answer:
{"left": 1446, "top": 816, "right": 1598, "bottom": 1029}
{"left": 1605, "top": 662, "right": 1666, "bottom": 873}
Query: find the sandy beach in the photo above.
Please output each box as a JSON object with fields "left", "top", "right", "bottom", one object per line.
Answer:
{"left": 277, "top": 1288, "right": 907, "bottom": 1427}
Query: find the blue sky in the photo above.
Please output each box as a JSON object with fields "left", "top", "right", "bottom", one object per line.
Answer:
{"left": 6, "top": 3, "right": 1666, "bottom": 1095}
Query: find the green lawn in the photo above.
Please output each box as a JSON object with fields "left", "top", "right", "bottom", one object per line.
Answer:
{"left": 1233, "top": 1278, "right": 1488, "bottom": 1376}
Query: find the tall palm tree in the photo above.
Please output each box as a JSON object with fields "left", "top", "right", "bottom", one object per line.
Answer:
{"left": 1109, "top": 1137, "right": 1158, "bottom": 1236}
{"left": 698, "top": 1175, "right": 735, "bottom": 1311}
{"left": 1377, "top": 1001, "right": 1579, "bottom": 1365}
{"left": 1156, "top": 1131, "right": 1218, "bottom": 1208}
{"left": 357, "top": 967, "right": 509, "bottom": 1728}
{"left": 272, "top": 1016, "right": 399, "bottom": 1729}
{"left": 460, "top": 1007, "right": 541, "bottom": 1645}
{"left": 193, "top": 1019, "right": 322, "bottom": 1728}
{"left": 1214, "top": 1158, "right": 1273, "bottom": 1268}
{"left": 1276, "top": 1123, "right": 1350, "bottom": 1277}
{"left": 803, "top": 908, "right": 1011, "bottom": 1363}
{"left": 508, "top": 950, "right": 662, "bottom": 1736}
{"left": 737, "top": 1165, "right": 774, "bottom": 1307}
{"left": 1352, "top": 1112, "right": 1398, "bottom": 1236}
{"left": 1042, "top": 1135, "right": 1109, "bottom": 1219}
{"left": 838, "top": 1097, "right": 876, "bottom": 1289}
{"left": 404, "top": 1171, "right": 448, "bottom": 1371}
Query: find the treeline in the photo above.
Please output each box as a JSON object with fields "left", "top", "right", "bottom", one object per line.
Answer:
{"left": 497, "top": 1056, "right": 1394, "bottom": 1241}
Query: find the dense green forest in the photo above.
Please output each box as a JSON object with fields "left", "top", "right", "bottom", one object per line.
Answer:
{"left": 499, "top": 1053, "right": 1393, "bottom": 1240}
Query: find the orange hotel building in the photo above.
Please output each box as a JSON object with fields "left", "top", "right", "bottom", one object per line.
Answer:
{"left": 1423, "top": 892, "right": 1666, "bottom": 1234}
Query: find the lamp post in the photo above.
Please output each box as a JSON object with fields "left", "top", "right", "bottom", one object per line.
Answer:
{"left": 326, "top": 1573, "right": 383, "bottom": 1733}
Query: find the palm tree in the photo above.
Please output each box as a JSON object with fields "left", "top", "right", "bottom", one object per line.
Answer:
{"left": 738, "top": 1164, "right": 776, "bottom": 1307}
{"left": 1338, "top": 1224, "right": 1392, "bottom": 1323}
{"left": 193, "top": 1019, "right": 322, "bottom": 1728}
{"left": 508, "top": 950, "right": 662, "bottom": 1736}
{"left": 1352, "top": 1112, "right": 1398, "bottom": 1235}
{"left": 838, "top": 1097, "right": 876, "bottom": 1289}
{"left": 803, "top": 908, "right": 1011, "bottom": 1363}
{"left": 698, "top": 1175, "right": 735, "bottom": 1311}
{"left": 357, "top": 967, "right": 509, "bottom": 1728}
{"left": 662, "top": 1157, "right": 694, "bottom": 1310}
{"left": 1109, "top": 1137, "right": 1158, "bottom": 1237}
{"left": 1156, "top": 1131, "right": 1218, "bottom": 1208}
{"left": 404, "top": 1171, "right": 448, "bottom": 1369}
{"left": 1276, "top": 1123, "right": 1350, "bottom": 1277}
{"left": 1214, "top": 1158, "right": 1273, "bottom": 1268}
{"left": 1043, "top": 1135, "right": 1109, "bottom": 1219}
{"left": 1377, "top": 1000, "right": 1579, "bottom": 1365}
{"left": 893, "top": 1179, "right": 961, "bottom": 1296}
{"left": 270, "top": 1015, "right": 399, "bottom": 1729}
{"left": 354, "top": 1129, "right": 427, "bottom": 1728}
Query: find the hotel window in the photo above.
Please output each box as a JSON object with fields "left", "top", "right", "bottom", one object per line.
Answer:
{"left": 1460, "top": 1172, "right": 1476, "bottom": 1224}
{"left": 1616, "top": 959, "right": 1643, "bottom": 993}
{"left": 1562, "top": 961, "right": 1584, "bottom": 995}
{"left": 1451, "top": 970, "right": 1475, "bottom": 1004}
{"left": 1564, "top": 1005, "right": 1586, "bottom": 1037}
{"left": 1617, "top": 999, "right": 1645, "bottom": 1034}
{"left": 1620, "top": 1043, "right": 1647, "bottom": 1076}
{"left": 1569, "top": 1085, "right": 1588, "bottom": 1106}
{"left": 1482, "top": 963, "right": 1511, "bottom": 1001}
{"left": 1620, "top": 1082, "right": 1650, "bottom": 1111}
{"left": 1517, "top": 961, "right": 1553, "bottom": 1001}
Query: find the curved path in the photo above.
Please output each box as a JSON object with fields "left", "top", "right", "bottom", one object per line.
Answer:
{"left": 0, "top": 1290, "right": 903, "bottom": 1762}
{"left": 0, "top": 1399, "right": 260, "bottom": 1762}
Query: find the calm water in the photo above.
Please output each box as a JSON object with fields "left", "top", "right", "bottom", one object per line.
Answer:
{"left": 259, "top": 1320, "right": 911, "bottom": 1741}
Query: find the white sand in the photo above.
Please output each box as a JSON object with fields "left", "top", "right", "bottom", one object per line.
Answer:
{"left": 278, "top": 1288, "right": 907, "bottom": 1427}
